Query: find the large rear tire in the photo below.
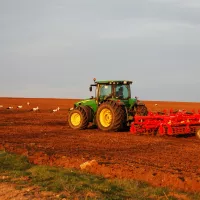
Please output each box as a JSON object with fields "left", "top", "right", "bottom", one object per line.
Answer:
{"left": 96, "top": 102, "right": 125, "bottom": 131}
{"left": 68, "top": 106, "right": 89, "bottom": 130}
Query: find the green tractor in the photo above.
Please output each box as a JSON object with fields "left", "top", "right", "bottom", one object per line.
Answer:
{"left": 68, "top": 79, "right": 148, "bottom": 131}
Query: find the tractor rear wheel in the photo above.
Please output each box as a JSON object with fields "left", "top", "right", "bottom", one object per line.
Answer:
{"left": 196, "top": 129, "right": 200, "bottom": 139}
{"left": 68, "top": 106, "right": 89, "bottom": 130}
{"left": 96, "top": 102, "right": 125, "bottom": 131}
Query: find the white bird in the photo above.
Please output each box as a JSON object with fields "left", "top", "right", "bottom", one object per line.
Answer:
{"left": 53, "top": 107, "right": 60, "bottom": 112}
{"left": 17, "top": 105, "right": 23, "bottom": 109}
{"left": 0, "top": 105, "right": 3, "bottom": 108}
{"left": 32, "top": 106, "right": 39, "bottom": 111}
{"left": 7, "top": 106, "right": 13, "bottom": 109}
{"left": 155, "top": 104, "right": 158, "bottom": 106}
{"left": 27, "top": 102, "right": 30, "bottom": 106}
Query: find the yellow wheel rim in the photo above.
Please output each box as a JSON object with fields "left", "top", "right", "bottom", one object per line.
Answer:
{"left": 71, "top": 113, "right": 81, "bottom": 126}
{"left": 100, "top": 108, "right": 112, "bottom": 127}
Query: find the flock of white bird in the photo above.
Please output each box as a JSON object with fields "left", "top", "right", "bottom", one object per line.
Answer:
{"left": 0, "top": 102, "right": 61, "bottom": 113}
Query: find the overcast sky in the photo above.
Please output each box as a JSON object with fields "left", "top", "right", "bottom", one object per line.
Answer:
{"left": 1, "top": 0, "right": 200, "bottom": 101}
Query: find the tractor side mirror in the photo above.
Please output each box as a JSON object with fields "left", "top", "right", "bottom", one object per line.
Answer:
{"left": 89, "top": 86, "right": 92, "bottom": 92}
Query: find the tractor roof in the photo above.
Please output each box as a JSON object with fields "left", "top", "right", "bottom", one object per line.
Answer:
{"left": 95, "top": 80, "right": 132, "bottom": 84}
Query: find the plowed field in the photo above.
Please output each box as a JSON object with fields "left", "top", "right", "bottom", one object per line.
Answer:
{"left": 0, "top": 98, "right": 200, "bottom": 192}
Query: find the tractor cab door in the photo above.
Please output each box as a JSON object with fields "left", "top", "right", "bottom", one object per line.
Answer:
{"left": 115, "top": 85, "right": 129, "bottom": 99}
{"left": 115, "top": 84, "right": 131, "bottom": 107}
{"left": 98, "top": 84, "right": 112, "bottom": 102}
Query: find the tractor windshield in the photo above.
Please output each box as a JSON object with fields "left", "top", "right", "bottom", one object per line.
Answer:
{"left": 115, "top": 84, "right": 130, "bottom": 99}
{"left": 99, "top": 84, "right": 112, "bottom": 98}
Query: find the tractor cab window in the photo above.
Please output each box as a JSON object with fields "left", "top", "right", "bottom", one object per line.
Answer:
{"left": 115, "top": 85, "right": 129, "bottom": 99}
{"left": 99, "top": 85, "right": 112, "bottom": 98}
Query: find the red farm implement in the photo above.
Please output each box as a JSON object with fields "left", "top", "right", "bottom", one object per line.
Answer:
{"left": 130, "top": 109, "right": 200, "bottom": 138}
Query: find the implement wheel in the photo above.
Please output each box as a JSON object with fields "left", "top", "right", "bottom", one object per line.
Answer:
{"left": 196, "top": 129, "right": 200, "bottom": 139}
{"left": 68, "top": 106, "right": 89, "bottom": 130}
{"left": 96, "top": 102, "right": 125, "bottom": 131}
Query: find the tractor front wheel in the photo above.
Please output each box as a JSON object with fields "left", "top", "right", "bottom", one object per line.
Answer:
{"left": 96, "top": 102, "right": 125, "bottom": 131}
{"left": 68, "top": 106, "right": 89, "bottom": 130}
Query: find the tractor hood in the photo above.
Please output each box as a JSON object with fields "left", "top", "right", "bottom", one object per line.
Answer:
{"left": 71, "top": 98, "right": 98, "bottom": 113}
{"left": 74, "top": 98, "right": 94, "bottom": 106}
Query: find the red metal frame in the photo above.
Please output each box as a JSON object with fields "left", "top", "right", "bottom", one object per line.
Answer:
{"left": 130, "top": 109, "right": 200, "bottom": 136}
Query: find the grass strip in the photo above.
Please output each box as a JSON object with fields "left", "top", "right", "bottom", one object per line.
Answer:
{"left": 0, "top": 150, "right": 199, "bottom": 200}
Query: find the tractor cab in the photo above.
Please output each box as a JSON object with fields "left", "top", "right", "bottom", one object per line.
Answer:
{"left": 89, "top": 79, "right": 133, "bottom": 103}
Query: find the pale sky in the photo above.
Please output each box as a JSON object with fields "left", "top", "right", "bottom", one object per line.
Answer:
{"left": 1, "top": 0, "right": 200, "bottom": 101}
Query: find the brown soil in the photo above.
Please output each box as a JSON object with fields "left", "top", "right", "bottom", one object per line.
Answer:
{"left": 0, "top": 97, "right": 200, "bottom": 194}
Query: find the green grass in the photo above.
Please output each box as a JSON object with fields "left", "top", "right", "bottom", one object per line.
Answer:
{"left": 0, "top": 150, "right": 199, "bottom": 199}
